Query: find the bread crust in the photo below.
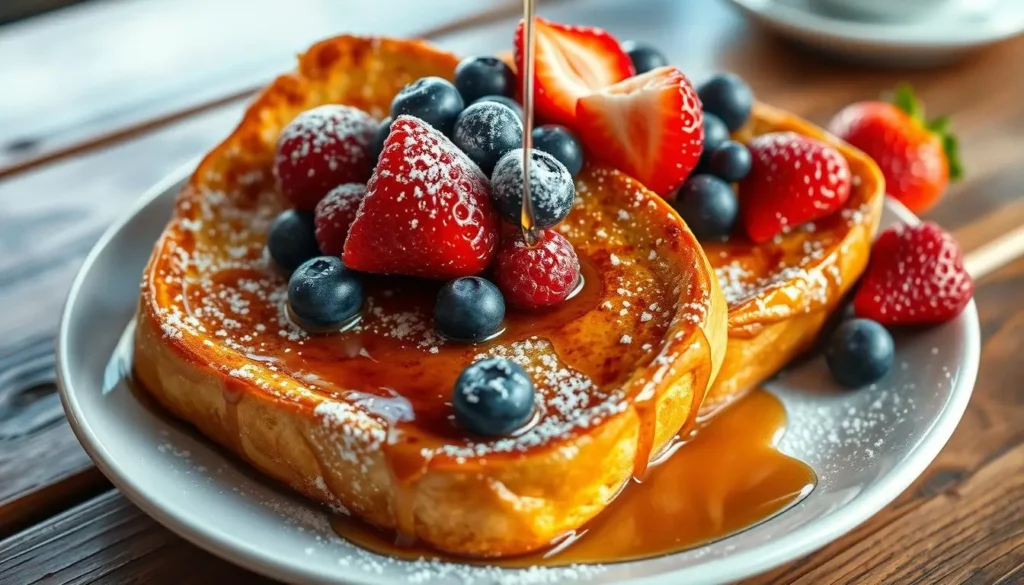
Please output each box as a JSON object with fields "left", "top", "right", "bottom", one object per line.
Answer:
{"left": 134, "top": 35, "right": 729, "bottom": 557}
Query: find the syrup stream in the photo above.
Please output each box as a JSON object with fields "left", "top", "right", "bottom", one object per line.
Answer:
{"left": 519, "top": 0, "right": 539, "bottom": 244}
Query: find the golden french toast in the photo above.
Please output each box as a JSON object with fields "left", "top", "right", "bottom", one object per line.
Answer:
{"left": 698, "top": 105, "right": 885, "bottom": 415}
{"left": 133, "top": 35, "right": 729, "bottom": 557}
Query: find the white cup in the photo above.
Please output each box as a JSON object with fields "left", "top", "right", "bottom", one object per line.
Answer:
{"left": 810, "top": 0, "right": 955, "bottom": 21}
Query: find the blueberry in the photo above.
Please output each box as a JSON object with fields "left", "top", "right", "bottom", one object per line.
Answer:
{"left": 288, "top": 256, "right": 363, "bottom": 330}
{"left": 390, "top": 77, "right": 465, "bottom": 136}
{"left": 703, "top": 113, "right": 731, "bottom": 153}
{"left": 491, "top": 149, "right": 575, "bottom": 228}
{"left": 473, "top": 95, "right": 524, "bottom": 121}
{"left": 267, "top": 209, "right": 320, "bottom": 273}
{"left": 621, "top": 41, "right": 668, "bottom": 74}
{"left": 707, "top": 140, "right": 752, "bottom": 182}
{"left": 825, "top": 319, "right": 895, "bottom": 388}
{"left": 453, "top": 357, "right": 535, "bottom": 436}
{"left": 673, "top": 175, "right": 738, "bottom": 240}
{"left": 454, "top": 56, "right": 516, "bottom": 104}
{"left": 698, "top": 73, "right": 753, "bottom": 132}
{"left": 532, "top": 125, "right": 584, "bottom": 178}
{"left": 453, "top": 102, "right": 523, "bottom": 175}
{"left": 370, "top": 116, "right": 392, "bottom": 163}
{"left": 434, "top": 277, "right": 505, "bottom": 342}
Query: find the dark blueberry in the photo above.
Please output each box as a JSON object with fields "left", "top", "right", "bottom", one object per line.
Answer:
{"left": 287, "top": 256, "right": 363, "bottom": 330}
{"left": 532, "top": 125, "right": 584, "bottom": 178}
{"left": 621, "top": 40, "right": 668, "bottom": 74}
{"left": 390, "top": 76, "right": 465, "bottom": 136}
{"left": 825, "top": 319, "right": 895, "bottom": 388}
{"left": 473, "top": 95, "right": 524, "bottom": 121}
{"left": 370, "top": 116, "right": 392, "bottom": 163}
{"left": 454, "top": 56, "right": 516, "bottom": 104}
{"left": 707, "top": 140, "right": 752, "bottom": 182}
{"left": 453, "top": 357, "right": 535, "bottom": 436}
{"left": 453, "top": 102, "right": 523, "bottom": 176}
{"left": 698, "top": 73, "right": 754, "bottom": 132}
{"left": 491, "top": 149, "right": 575, "bottom": 228}
{"left": 434, "top": 277, "right": 505, "bottom": 342}
{"left": 673, "top": 175, "right": 738, "bottom": 241}
{"left": 703, "top": 113, "right": 731, "bottom": 153}
{"left": 267, "top": 209, "right": 320, "bottom": 274}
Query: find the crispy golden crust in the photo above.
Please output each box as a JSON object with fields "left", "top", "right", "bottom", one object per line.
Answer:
{"left": 699, "top": 103, "right": 885, "bottom": 415}
{"left": 134, "top": 35, "right": 728, "bottom": 557}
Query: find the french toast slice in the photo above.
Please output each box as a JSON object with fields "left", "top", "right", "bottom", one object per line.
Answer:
{"left": 698, "top": 104, "right": 885, "bottom": 415}
{"left": 133, "top": 36, "right": 729, "bottom": 557}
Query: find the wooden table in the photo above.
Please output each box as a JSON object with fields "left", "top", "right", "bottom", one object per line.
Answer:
{"left": 0, "top": 0, "right": 1021, "bottom": 583}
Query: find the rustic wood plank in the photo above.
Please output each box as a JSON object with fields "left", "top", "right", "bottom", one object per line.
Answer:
{"left": 3, "top": 255, "right": 1021, "bottom": 584}
{"left": 0, "top": 0, "right": 518, "bottom": 175}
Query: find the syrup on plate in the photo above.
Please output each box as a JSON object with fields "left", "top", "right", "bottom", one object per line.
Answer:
{"left": 330, "top": 388, "right": 815, "bottom": 565}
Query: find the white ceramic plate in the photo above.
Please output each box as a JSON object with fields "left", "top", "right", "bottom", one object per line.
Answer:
{"left": 58, "top": 163, "right": 980, "bottom": 585}
{"left": 726, "top": 0, "right": 1024, "bottom": 67}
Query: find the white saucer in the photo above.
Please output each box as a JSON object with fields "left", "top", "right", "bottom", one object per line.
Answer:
{"left": 57, "top": 163, "right": 980, "bottom": 584}
{"left": 726, "top": 0, "right": 1024, "bottom": 66}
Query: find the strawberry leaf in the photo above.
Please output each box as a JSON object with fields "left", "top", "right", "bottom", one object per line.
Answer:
{"left": 892, "top": 84, "right": 924, "bottom": 122}
{"left": 944, "top": 133, "right": 964, "bottom": 181}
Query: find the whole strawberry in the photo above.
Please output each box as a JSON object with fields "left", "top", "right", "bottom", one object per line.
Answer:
{"left": 738, "top": 132, "right": 851, "bottom": 243}
{"left": 342, "top": 116, "right": 498, "bottom": 279}
{"left": 829, "top": 85, "right": 962, "bottom": 213}
{"left": 854, "top": 222, "right": 973, "bottom": 325}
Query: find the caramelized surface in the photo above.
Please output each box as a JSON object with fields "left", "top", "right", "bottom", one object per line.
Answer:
{"left": 331, "top": 389, "right": 814, "bottom": 564}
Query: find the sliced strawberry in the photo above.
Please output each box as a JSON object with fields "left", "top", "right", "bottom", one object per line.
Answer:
{"left": 514, "top": 17, "right": 634, "bottom": 131}
{"left": 575, "top": 66, "right": 703, "bottom": 196}
{"left": 342, "top": 116, "right": 498, "bottom": 279}
{"left": 738, "top": 132, "right": 851, "bottom": 243}
{"left": 854, "top": 222, "right": 973, "bottom": 325}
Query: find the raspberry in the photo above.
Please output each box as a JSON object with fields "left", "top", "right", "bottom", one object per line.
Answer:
{"left": 273, "top": 105, "right": 376, "bottom": 210}
{"left": 314, "top": 183, "right": 366, "bottom": 257}
{"left": 495, "top": 229, "right": 581, "bottom": 309}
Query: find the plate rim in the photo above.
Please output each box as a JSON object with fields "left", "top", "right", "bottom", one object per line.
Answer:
{"left": 727, "top": 0, "right": 1024, "bottom": 49}
{"left": 57, "top": 163, "right": 981, "bottom": 585}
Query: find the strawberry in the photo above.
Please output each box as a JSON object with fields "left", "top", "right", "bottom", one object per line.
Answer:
{"left": 495, "top": 229, "right": 581, "bottom": 309}
{"left": 829, "top": 85, "right": 962, "bottom": 213}
{"left": 575, "top": 66, "right": 703, "bottom": 196}
{"left": 854, "top": 222, "right": 973, "bottom": 325}
{"left": 273, "top": 105, "right": 376, "bottom": 210}
{"left": 314, "top": 183, "right": 366, "bottom": 257}
{"left": 342, "top": 116, "right": 499, "bottom": 279}
{"left": 738, "top": 132, "right": 852, "bottom": 243}
{"left": 514, "top": 17, "right": 634, "bottom": 131}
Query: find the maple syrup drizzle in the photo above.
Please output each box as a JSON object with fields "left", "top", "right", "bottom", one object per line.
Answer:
{"left": 331, "top": 389, "right": 815, "bottom": 565}
{"left": 519, "top": 0, "right": 539, "bottom": 244}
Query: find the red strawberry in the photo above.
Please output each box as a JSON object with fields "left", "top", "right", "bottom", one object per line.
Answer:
{"left": 829, "top": 85, "right": 961, "bottom": 213}
{"left": 495, "top": 229, "right": 581, "bottom": 309}
{"left": 854, "top": 222, "right": 973, "bottom": 325}
{"left": 342, "top": 116, "right": 498, "bottom": 279}
{"left": 739, "top": 132, "right": 851, "bottom": 243}
{"left": 273, "top": 105, "right": 377, "bottom": 210}
{"left": 314, "top": 183, "right": 366, "bottom": 257}
{"left": 514, "top": 17, "right": 634, "bottom": 131}
{"left": 576, "top": 66, "right": 703, "bottom": 196}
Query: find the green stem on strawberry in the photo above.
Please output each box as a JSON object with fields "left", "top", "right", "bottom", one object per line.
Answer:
{"left": 892, "top": 84, "right": 963, "bottom": 181}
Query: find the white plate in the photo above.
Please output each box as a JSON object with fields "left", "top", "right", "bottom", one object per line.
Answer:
{"left": 726, "top": 0, "right": 1024, "bottom": 66}
{"left": 58, "top": 163, "right": 980, "bottom": 585}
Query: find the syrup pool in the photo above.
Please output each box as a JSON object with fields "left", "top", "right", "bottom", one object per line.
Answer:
{"left": 330, "top": 389, "right": 815, "bottom": 566}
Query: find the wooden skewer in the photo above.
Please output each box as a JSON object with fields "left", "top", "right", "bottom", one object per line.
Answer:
{"left": 964, "top": 223, "right": 1024, "bottom": 280}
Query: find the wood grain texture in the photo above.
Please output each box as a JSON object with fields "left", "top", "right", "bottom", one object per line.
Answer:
{"left": 0, "top": 0, "right": 515, "bottom": 172}
{"left": 2, "top": 256, "right": 1021, "bottom": 585}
